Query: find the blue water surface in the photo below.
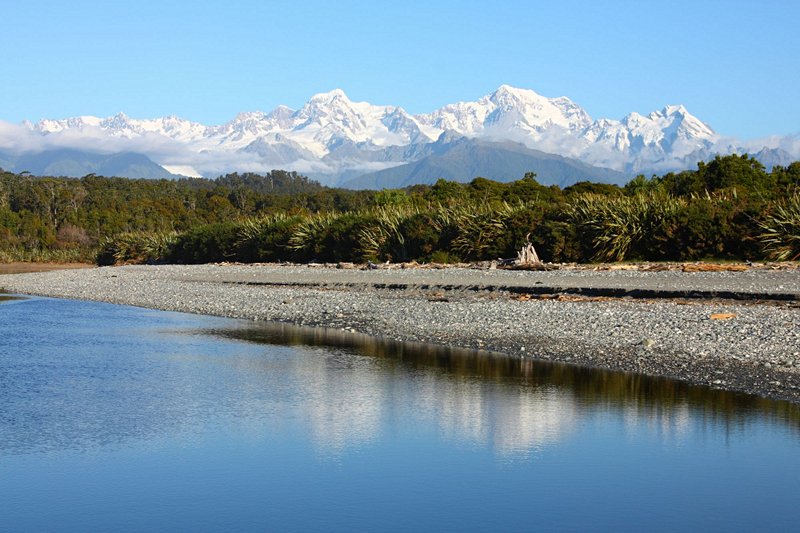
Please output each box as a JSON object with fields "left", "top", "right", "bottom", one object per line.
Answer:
{"left": 1, "top": 296, "right": 798, "bottom": 532}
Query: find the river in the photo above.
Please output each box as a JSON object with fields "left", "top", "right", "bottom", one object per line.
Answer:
{"left": 1, "top": 295, "right": 799, "bottom": 531}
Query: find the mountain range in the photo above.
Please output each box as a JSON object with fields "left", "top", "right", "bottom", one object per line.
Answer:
{"left": 0, "top": 149, "right": 175, "bottom": 179}
{"left": 1, "top": 85, "right": 797, "bottom": 187}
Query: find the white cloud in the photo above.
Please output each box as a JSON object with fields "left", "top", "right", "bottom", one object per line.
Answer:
{"left": 736, "top": 134, "right": 800, "bottom": 155}
{"left": 0, "top": 121, "right": 47, "bottom": 153}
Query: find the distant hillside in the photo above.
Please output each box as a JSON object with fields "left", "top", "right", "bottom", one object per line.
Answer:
{"left": 751, "top": 147, "right": 797, "bottom": 171}
{"left": 0, "top": 149, "right": 177, "bottom": 179}
{"left": 343, "top": 137, "right": 624, "bottom": 189}
{"left": 177, "top": 170, "right": 326, "bottom": 195}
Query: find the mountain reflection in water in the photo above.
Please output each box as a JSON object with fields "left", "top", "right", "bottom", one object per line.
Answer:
{"left": 211, "top": 322, "right": 800, "bottom": 455}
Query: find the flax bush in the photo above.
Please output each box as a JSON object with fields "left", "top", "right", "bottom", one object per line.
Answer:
{"left": 96, "top": 231, "right": 178, "bottom": 265}
{"left": 449, "top": 202, "right": 536, "bottom": 260}
{"left": 357, "top": 204, "right": 422, "bottom": 261}
{"left": 759, "top": 192, "right": 800, "bottom": 260}
{"left": 289, "top": 211, "right": 378, "bottom": 262}
{"left": 568, "top": 192, "right": 687, "bottom": 261}
{"left": 234, "top": 213, "right": 301, "bottom": 262}
{"left": 1, "top": 246, "right": 91, "bottom": 264}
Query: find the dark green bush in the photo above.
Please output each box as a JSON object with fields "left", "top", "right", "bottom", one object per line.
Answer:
{"left": 531, "top": 218, "right": 582, "bottom": 262}
{"left": 293, "top": 213, "right": 374, "bottom": 263}
{"left": 235, "top": 216, "right": 300, "bottom": 263}
{"left": 392, "top": 213, "right": 442, "bottom": 261}
{"left": 167, "top": 222, "right": 241, "bottom": 264}
{"left": 497, "top": 208, "right": 545, "bottom": 259}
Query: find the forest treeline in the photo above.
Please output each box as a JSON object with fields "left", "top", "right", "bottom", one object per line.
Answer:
{"left": 0, "top": 155, "right": 798, "bottom": 265}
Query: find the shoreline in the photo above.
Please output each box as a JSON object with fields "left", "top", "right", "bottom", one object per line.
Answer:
{"left": 0, "top": 262, "right": 94, "bottom": 275}
{"left": 2, "top": 263, "right": 799, "bottom": 403}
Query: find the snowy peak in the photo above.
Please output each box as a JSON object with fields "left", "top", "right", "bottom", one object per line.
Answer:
{"left": 661, "top": 105, "right": 715, "bottom": 139}
{"left": 35, "top": 115, "right": 103, "bottom": 133}
{"left": 211, "top": 112, "right": 274, "bottom": 142}
{"left": 623, "top": 104, "right": 714, "bottom": 139}
{"left": 612, "top": 104, "right": 715, "bottom": 161}
{"left": 657, "top": 104, "right": 689, "bottom": 117}
{"left": 488, "top": 84, "right": 550, "bottom": 112}
{"left": 266, "top": 105, "right": 295, "bottom": 128}
{"left": 418, "top": 84, "right": 593, "bottom": 139}
{"left": 298, "top": 88, "right": 373, "bottom": 126}
{"left": 486, "top": 85, "right": 592, "bottom": 133}
{"left": 492, "top": 83, "right": 534, "bottom": 99}
{"left": 35, "top": 112, "right": 208, "bottom": 142}
{"left": 416, "top": 99, "right": 491, "bottom": 136}
{"left": 100, "top": 112, "right": 131, "bottom": 130}
{"left": 646, "top": 105, "right": 714, "bottom": 135}
{"left": 289, "top": 89, "right": 430, "bottom": 152}
{"left": 381, "top": 107, "right": 429, "bottom": 145}
{"left": 295, "top": 88, "right": 367, "bottom": 131}
{"left": 309, "top": 88, "right": 349, "bottom": 103}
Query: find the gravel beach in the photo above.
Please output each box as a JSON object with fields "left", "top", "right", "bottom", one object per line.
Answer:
{"left": 2, "top": 263, "right": 799, "bottom": 403}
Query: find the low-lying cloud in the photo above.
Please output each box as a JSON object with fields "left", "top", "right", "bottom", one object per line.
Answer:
{"left": 2, "top": 118, "right": 797, "bottom": 182}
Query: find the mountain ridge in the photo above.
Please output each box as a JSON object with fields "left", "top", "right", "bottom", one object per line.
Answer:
{"left": 343, "top": 136, "right": 624, "bottom": 190}
{"left": 0, "top": 149, "right": 178, "bottom": 179}
{"left": 5, "top": 85, "right": 797, "bottom": 186}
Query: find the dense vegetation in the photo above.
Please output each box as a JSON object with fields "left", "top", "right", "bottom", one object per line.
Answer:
{"left": 0, "top": 170, "right": 372, "bottom": 262}
{"left": 1, "top": 155, "right": 798, "bottom": 265}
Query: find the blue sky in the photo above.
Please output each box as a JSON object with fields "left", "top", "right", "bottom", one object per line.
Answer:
{"left": 2, "top": 0, "right": 798, "bottom": 139}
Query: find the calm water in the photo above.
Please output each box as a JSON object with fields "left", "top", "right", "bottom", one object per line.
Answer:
{"left": 1, "top": 295, "right": 799, "bottom": 532}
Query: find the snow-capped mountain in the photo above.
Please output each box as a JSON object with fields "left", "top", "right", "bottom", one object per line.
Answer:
{"left": 9, "top": 85, "right": 796, "bottom": 184}
{"left": 32, "top": 89, "right": 432, "bottom": 161}
{"left": 573, "top": 104, "right": 718, "bottom": 172}
{"left": 416, "top": 85, "right": 593, "bottom": 139}
{"left": 35, "top": 113, "right": 208, "bottom": 141}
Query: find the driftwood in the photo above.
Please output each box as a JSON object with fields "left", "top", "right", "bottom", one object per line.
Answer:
{"left": 681, "top": 263, "right": 749, "bottom": 272}
{"left": 504, "top": 234, "right": 548, "bottom": 270}
{"left": 517, "top": 235, "right": 541, "bottom": 265}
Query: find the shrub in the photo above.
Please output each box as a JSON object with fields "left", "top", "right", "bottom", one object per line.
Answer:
{"left": 568, "top": 192, "right": 687, "bottom": 261}
{"left": 530, "top": 218, "right": 582, "bottom": 263}
{"left": 759, "top": 192, "right": 800, "bottom": 260}
{"left": 234, "top": 213, "right": 301, "bottom": 262}
{"left": 357, "top": 206, "right": 420, "bottom": 262}
{"left": 167, "top": 222, "right": 240, "bottom": 264}
{"left": 397, "top": 213, "right": 446, "bottom": 261}
{"left": 449, "top": 202, "right": 534, "bottom": 260}
{"left": 56, "top": 224, "right": 92, "bottom": 247}
{"left": 96, "top": 231, "right": 178, "bottom": 265}
{"left": 290, "top": 212, "right": 374, "bottom": 262}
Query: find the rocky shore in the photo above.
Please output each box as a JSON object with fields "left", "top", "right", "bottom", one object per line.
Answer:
{"left": 2, "top": 263, "right": 799, "bottom": 403}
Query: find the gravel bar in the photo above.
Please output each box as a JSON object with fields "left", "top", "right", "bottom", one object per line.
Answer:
{"left": 2, "top": 263, "right": 799, "bottom": 403}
